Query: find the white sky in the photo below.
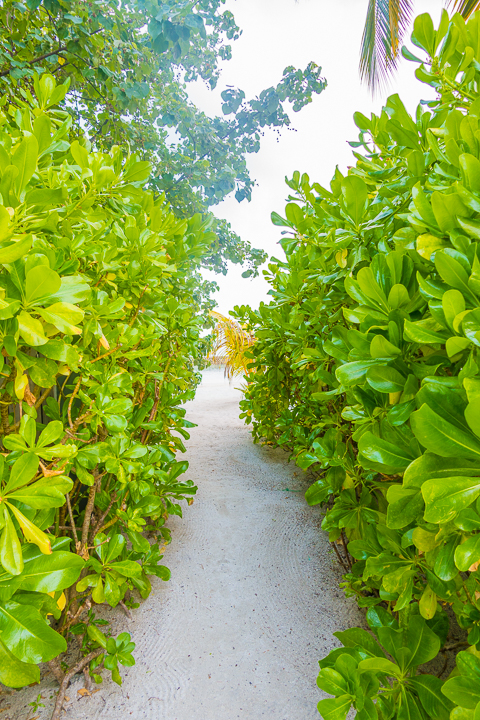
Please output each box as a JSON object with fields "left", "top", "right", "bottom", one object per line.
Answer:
{"left": 187, "top": 0, "right": 442, "bottom": 315}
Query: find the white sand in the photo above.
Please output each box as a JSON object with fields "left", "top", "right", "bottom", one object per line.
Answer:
{"left": 2, "top": 369, "right": 361, "bottom": 720}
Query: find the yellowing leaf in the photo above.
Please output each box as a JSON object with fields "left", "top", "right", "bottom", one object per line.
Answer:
{"left": 335, "top": 249, "right": 348, "bottom": 268}
{"left": 47, "top": 591, "right": 66, "bottom": 611}
{"left": 416, "top": 233, "right": 445, "bottom": 260}
{"left": 6, "top": 503, "right": 52, "bottom": 554}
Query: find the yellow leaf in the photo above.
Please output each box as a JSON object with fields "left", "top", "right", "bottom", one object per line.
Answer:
{"left": 47, "top": 591, "right": 66, "bottom": 614}
{"left": 6, "top": 503, "right": 52, "bottom": 554}
{"left": 14, "top": 372, "right": 29, "bottom": 400}
{"left": 58, "top": 56, "right": 66, "bottom": 66}
{"left": 416, "top": 233, "right": 445, "bottom": 260}
{"left": 335, "top": 249, "right": 348, "bottom": 268}
{"left": 99, "top": 334, "right": 110, "bottom": 350}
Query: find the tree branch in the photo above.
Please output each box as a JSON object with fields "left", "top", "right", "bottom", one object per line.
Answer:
{"left": 0, "top": 29, "right": 103, "bottom": 78}
{"left": 50, "top": 648, "right": 104, "bottom": 720}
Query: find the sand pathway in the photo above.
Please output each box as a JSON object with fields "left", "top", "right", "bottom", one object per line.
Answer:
{"left": 4, "top": 368, "right": 361, "bottom": 720}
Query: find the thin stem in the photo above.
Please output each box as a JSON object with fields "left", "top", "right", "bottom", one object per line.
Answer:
{"left": 65, "top": 493, "right": 78, "bottom": 545}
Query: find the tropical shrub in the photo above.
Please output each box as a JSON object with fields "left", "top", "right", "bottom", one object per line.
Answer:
{"left": 237, "top": 10, "right": 480, "bottom": 719}
{"left": 0, "top": 73, "right": 215, "bottom": 712}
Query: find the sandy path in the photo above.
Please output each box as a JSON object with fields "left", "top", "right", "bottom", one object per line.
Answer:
{"left": 3, "top": 369, "right": 361, "bottom": 720}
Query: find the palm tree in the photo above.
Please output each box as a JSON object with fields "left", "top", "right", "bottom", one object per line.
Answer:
{"left": 360, "top": 0, "right": 480, "bottom": 92}
{"left": 208, "top": 310, "right": 255, "bottom": 379}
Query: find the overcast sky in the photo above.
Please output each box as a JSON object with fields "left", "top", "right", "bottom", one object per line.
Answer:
{"left": 187, "top": 0, "right": 442, "bottom": 315}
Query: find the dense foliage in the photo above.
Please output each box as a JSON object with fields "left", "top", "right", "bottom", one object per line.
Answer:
{"left": 0, "top": 72, "right": 217, "bottom": 713}
{"left": 237, "top": 10, "right": 480, "bottom": 720}
{"left": 0, "top": 0, "right": 326, "bottom": 274}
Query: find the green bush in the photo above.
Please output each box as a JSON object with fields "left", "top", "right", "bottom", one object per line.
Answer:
{"left": 237, "top": 10, "right": 480, "bottom": 720}
{"left": 0, "top": 74, "right": 213, "bottom": 694}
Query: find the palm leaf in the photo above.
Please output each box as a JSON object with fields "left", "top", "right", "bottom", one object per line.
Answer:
{"left": 208, "top": 310, "right": 255, "bottom": 379}
{"left": 447, "top": 0, "right": 480, "bottom": 18}
{"left": 360, "top": 0, "right": 414, "bottom": 93}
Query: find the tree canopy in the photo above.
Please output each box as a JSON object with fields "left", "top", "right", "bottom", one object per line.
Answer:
{"left": 0, "top": 0, "right": 326, "bottom": 273}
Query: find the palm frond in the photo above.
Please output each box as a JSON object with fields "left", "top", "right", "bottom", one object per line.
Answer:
{"left": 447, "top": 0, "right": 480, "bottom": 19}
{"left": 208, "top": 310, "right": 255, "bottom": 379}
{"left": 360, "top": 0, "right": 414, "bottom": 93}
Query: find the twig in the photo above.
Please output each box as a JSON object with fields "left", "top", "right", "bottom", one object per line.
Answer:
{"left": 436, "top": 652, "right": 449, "bottom": 678}
{"left": 331, "top": 541, "right": 349, "bottom": 574}
{"left": 61, "top": 598, "right": 92, "bottom": 633}
{"left": 66, "top": 493, "right": 78, "bottom": 545}
{"left": 89, "top": 493, "right": 117, "bottom": 543}
{"left": 341, "top": 530, "right": 352, "bottom": 572}
{"left": 0, "top": 28, "right": 103, "bottom": 77}
{"left": 89, "top": 344, "right": 121, "bottom": 365}
{"left": 83, "top": 666, "right": 93, "bottom": 692}
{"left": 141, "top": 379, "right": 160, "bottom": 444}
{"left": 50, "top": 648, "right": 104, "bottom": 720}
{"left": 80, "top": 476, "right": 100, "bottom": 550}
{"left": 47, "top": 657, "right": 65, "bottom": 685}
{"left": 68, "top": 376, "right": 83, "bottom": 430}
{"left": 119, "top": 600, "right": 132, "bottom": 619}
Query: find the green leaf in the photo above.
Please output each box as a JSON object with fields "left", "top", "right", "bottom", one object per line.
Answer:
{"left": 411, "top": 404, "right": 480, "bottom": 460}
{"left": 12, "top": 135, "right": 38, "bottom": 194}
{"left": 0, "top": 600, "right": 66, "bottom": 663}
{"left": 87, "top": 624, "right": 107, "bottom": 649}
{"left": 122, "top": 160, "right": 151, "bottom": 183}
{"left": 457, "top": 651, "right": 480, "bottom": 681}
{"left": 17, "top": 311, "right": 47, "bottom": 346}
{"left": 109, "top": 560, "right": 142, "bottom": 578}
{"left": 341, "top": 175, "right": 368, "bottom": 225}
{"left": 386, "top": 486, "right": 424, "bottom": 529}
{"left": 0, "top": 507, "right": 23, "bottom": 575}
{"left": 25, "top": 266, "right": 61, "bottom": 305}
{"left": 359, "top": 432, "right": 415, "bottom": 470}
{"left": 9, "top": 475, "right": 73, "bottom": 508}
{"left": 422, "top": 477, "right": 480, "bottom": 523}
{"left": 38, "top": 302, "right": 83, "bottom": 334}
{"left": 455, "top": 534, "right": 480, "bottom": 571}
{"left": 336, "top": 359, "right": 388, "bottom": 387}
{"left": 366, "top": 366, "right": 406, "bottom": 393}
{"left": 419, "top": 585, "right": 437, "bottom": 620}
{"left": 0, "top": 234, "right": 33, "bottom": 264}
{"left": 434, "top": 537, "right": 459, "bottom": 581}
{"left": 404, "top": 453, "right": 480, "bottom": 488}
{"left": 409, "top": 675, "right": 453, "bottom": 720}
{"left": 0, "top": 637, "right": 39, "bottom": 688}
{"left": 358, "top": 657, "right": 401, "bottom": 676}
{"left": 3, "top": 452, "right": 38, "bottom": 494}
{"left": 4, "top": 551, "right": 83, "bottom": 593}
{"left": 317, "top": 667, "right": 349, "bottom": 696}
{"left": 404, "top": 320, "right": 448, "bottom": 344}
{"left": 29, "top": 357, "right": 57, "bottom": 388}
{"left": 435, "top": 251, "right": 477, "bottom": 303}
{"left": 442, "top": 676, "right": 480, "bottom": 710}
{"left": 317, "top": 695, "right": 351, "bottom": 720}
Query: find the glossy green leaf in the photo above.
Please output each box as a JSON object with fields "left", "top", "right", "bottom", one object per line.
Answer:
{"left": 0, "top": 600, "right": 66, "bottom": 663}
{"left": 422, "top": 477, "right": 480, "bottom": 523}
{"left": 411, "top": 404, "right": 480, "bottom": 460}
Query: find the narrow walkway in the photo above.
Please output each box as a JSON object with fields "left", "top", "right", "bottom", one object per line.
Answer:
{"left": 6, "top": 369, "right": 361, "bottom": 720}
